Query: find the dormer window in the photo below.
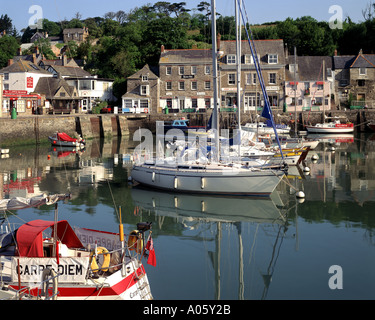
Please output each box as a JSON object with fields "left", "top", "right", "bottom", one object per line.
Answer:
{"left": 268, "top": 54, "right": 278, "bottom": 64}
{"left": 227, "top": 55, "right": 236, "bottom": 64}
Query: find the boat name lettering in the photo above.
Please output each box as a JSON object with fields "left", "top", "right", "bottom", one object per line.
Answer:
{"left": 17, "top": 263, "right": 84, "bottom": 276}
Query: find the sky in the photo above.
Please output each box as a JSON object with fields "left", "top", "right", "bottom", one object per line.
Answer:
{"left": 2, "top": 0, "right": 371, "bottom": 32}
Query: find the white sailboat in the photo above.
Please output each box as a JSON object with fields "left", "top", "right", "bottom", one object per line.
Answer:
{"left": 131, "top": 0, "right": 286, "bottom": 197}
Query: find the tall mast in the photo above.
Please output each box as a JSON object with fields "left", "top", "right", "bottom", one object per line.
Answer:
{"left": 211, "top": 0, "right": 220, "bottom": 162}
{"left": 235, "top": 0, "right": 241, "bottom": 129}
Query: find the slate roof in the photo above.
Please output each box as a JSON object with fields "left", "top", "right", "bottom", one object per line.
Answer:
{"left": 48, "top": 65, "right": 92, "bottom": 77}
{"left": 0, "top": 60, "right": 51, "bottom": 74}
{"left": 34, "top": 77, "right": 78, "bottom": 99}
{"left": 285, "top": 56, "right": 333, "bottom": 82}
{"left": 160, "top": 49, "right": 213, "bottom": 65}
{"left": 219, "top": 39, "right": 286, "bottom": 65}
{"left": 127, "top": 64, "right": 159, "bottom": 81}
{"left": 333, "top": 54, "right": 375, "bottom": 69}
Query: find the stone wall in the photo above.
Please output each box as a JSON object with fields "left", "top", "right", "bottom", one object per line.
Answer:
{"left": 1, "top": 110, "right": 375, "bottom": 147}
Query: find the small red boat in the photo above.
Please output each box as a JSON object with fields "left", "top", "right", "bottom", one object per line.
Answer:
{"left": 48, "top": 132, "right": 85, "bottom": 148}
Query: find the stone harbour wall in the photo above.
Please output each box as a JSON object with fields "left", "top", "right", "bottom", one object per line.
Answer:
{"left": 0, "top": 110, "right": 374, "bottom": 147}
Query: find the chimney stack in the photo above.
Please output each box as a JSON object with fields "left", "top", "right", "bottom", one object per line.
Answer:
{"left": 62, "top": 53, "right": 68, "bottom": 66}
{"left": 334, "top": 49, "right": 338, "bottom": 56}
{"left": 161, "top": 45, "right": 165, "bottom": 53}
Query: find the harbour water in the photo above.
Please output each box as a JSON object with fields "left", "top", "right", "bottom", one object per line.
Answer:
{"left": 1, "top": 132, "right": 375, "bottom": 300}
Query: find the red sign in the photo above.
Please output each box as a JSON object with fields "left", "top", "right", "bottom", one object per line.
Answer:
{"left": 27, "top": 77, "right": 33, "bottom": 88}
{"left": 3, "top": 90, "right": 28, "bottom": 95}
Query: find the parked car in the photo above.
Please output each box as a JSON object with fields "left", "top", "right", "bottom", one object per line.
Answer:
{"left": 100, "top": 106, "right": 113, "bottom": 113}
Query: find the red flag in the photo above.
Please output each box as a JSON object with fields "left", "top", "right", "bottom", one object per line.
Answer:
{"left": 146, "top": 237, "right": 157, "bottom": 267}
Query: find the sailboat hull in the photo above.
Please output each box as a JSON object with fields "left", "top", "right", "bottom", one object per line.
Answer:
{"left": 131, "top": 164, "right": 284, "bottom": 197}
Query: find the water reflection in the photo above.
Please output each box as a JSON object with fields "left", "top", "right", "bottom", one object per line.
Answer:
{"left": 0, "top": 133, "right": 375, "bottom": 299}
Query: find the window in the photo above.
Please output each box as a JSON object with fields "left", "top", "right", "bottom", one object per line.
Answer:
{"left": 227, "top": 55, "right": 236, "bottom": 64}
{"left": 140, "top": 100, "right": 149, "bottom": 108}
{"left": 246, "top": 73, "right": 257, "bottom": 85}
{"left": 191, "top": 81, "right": 197, "bottom": 90}
{"left": 204, "top": 81, "right": 211, "bottom": 90}
{"left": 179, "top": 66, "right": 184, "bottom": 75}
{"left": 166, "top": 82, "right": 172, "bottom": 90}
{"left": 228, "top": 74, "right": 236, "bottom": 85}
{"left": 4, "top": 83, "right": 9, "bottom": 90}
{"left": 205, "top": 66, "right": 210, "bottom": 74}
{"left": 192, "top": 98, "right": 198, "bottom": 108}
{"left": 359, "top": 68, "right": 367, "bottom": 75}
{"left": 244, "top": 55, "right": 252, "bottom": 64}
{"left": 317, "top": 84, "right": 324, "bottom": 90}
{"left": 358, "top": 80, "right": 366, "bottom": 87}
{"left": 191, "top": 66, "right": 197, "bottom": 75}
{"left": 140, "top": 85, "right": 149, "bottom": 95}
{"left": 268, "top": 54, "right": 278, "bottom": 64}
{"left": 142, "top": 75, "right": 148, "bottom": 81}
{"left": 269, "top": 73, "right": 276, "bottom": 85}
{"left": 205, "top": 98, "right": 210, "bottom": 108}
{"left": 166, "top": 67, "right": 172, "bottom": 75}
{"left": 179, "top": 81, "right": 185, "bottom": 90}
{"left": 4, "top": 73, "right": 9, "bottom": 81}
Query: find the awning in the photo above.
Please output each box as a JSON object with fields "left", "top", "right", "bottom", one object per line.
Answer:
{"left": 16, "top": 220, "right": 84, "bottom": 257}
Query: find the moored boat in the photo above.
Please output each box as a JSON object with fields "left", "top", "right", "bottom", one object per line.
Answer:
{"left": 305, "top": 120, "right": 354, "bottom": 134}
{"left": 0, "top": 194, "right": 154, "bottom": 300}
{"left": 48, "top": 132, "right": 85, "bottom": 149}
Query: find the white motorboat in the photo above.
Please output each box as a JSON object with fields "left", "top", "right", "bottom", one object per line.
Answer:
{"left": 305, "top": 120, "right": 354, "bottom": 134}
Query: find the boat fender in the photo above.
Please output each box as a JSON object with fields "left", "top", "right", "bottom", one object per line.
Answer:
{"left": 128, "top": 230, "right": 143, "bottom": 254}
{"left": 90, "top": 247, "right": 111, "bottom": 273}
{"left": 41, "top": 267, "right": 58, "bottom": 300}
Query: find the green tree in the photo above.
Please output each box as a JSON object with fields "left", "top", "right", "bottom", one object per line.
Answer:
{"left": 0, "top": 35, "right": 19, "bottom": 67}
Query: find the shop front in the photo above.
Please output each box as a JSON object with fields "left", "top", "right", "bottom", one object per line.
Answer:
{"left": 2, "top": 90, "right": 41, "bottom": 116}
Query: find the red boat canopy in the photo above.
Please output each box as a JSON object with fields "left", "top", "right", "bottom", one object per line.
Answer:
{"left": 57, "top": 133, "right": 77, "bottom": 142}
{"left": 16, "top": 220, "right": 84, "bottom": 257}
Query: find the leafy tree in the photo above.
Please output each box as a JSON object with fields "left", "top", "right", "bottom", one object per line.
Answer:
{"left": 0, "top": 35, "right": 19, "bottom": 67}
{"left": 0, "top": 14, "right": 14, "bottom": 35}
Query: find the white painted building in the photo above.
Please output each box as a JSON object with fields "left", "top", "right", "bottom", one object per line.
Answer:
{"left": 66, "top": 77, "right": 116, "bottom": 112}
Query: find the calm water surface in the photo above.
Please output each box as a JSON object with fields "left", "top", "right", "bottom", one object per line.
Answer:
{"left": 1, "top": 133, "right": 375, "bottom": 300}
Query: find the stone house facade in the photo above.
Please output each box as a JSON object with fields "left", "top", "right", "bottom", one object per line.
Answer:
{"left": 158, "top": 45, "right": 214, "bottom": 113}
{"left": 122, "top": 64, "right": 159, "bottom": 114}
{"left": 63, "top": 27, "right": 89, "bottom": 44}
{"left": 333, "top": 51, "right": 375, "bottom": 108}
{"left": 217, "top": 38, "right": 286, "bottom": 112}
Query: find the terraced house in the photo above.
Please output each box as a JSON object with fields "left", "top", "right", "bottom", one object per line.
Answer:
{"left": 217, "top": 38, "right": 286, "bottom": 112}
{"left": 159, "top": 45, "right": 214, "bottom": 114}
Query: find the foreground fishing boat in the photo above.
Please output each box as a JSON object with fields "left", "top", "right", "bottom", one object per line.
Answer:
{"left": 48, "top": 132, "right": 85, "bottom": 149}
{"left": 0, "top": 194, "right": 154, "bottom": 300}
